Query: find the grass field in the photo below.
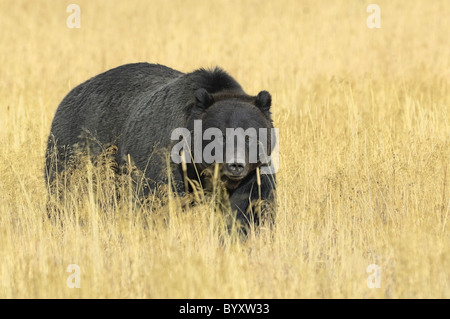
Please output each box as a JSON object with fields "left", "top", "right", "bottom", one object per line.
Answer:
{"left": 0, "top": 0, "right": 449, "bottom": 298}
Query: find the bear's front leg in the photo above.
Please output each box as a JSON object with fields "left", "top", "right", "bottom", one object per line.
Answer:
{"left": 229, "top": 172, "right": 276, "bottom": 229}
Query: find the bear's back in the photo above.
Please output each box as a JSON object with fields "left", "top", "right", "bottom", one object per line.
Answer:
{"left": 49, "top": 63, "right": 183, "bottom": 148}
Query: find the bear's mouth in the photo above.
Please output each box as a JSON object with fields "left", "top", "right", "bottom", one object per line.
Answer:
{"left": 224, "top": 174, "right": 244, "bottom": 181}
{"left": 220, "top": 174, "right": 244, "bottom": 190}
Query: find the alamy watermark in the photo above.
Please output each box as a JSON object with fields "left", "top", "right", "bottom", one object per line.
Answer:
{"left": 66, "top": 4, "right": 81, "bottom": 28}
{"left": 66, "top": 264, "right": 81, "bottom": 288}
{"left": 366, "top": 264, "right": 381, "bottom": 288}
{"left": 366, "top": 4, "right": 381, "bottom": 29}
{"left": 170, "top": 120, "right": 279, "bottom": 174}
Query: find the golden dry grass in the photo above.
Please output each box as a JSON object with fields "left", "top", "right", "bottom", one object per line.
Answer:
{"left": 0, "top": 0, "right": 449, "bottom": 298}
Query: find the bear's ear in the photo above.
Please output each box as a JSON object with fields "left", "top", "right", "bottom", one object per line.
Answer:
{"left": 255, "top": 90, "right": 272, "bottom": 112}
{"left": 195, "top": 88, "right": 214, "bottom": 109}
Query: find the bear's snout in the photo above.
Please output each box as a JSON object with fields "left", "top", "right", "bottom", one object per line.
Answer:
{"left": 225, "top": 161, "right": 247, "bottom": 178}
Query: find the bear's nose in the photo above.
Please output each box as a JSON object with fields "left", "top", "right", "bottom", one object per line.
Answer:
{"left": 226, "top": 162, "right": 245, "bottom": 175}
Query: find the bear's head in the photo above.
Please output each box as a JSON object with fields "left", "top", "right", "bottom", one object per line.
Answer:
{"left": 187, "top": 88, "right": 274, "bottom": 190}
